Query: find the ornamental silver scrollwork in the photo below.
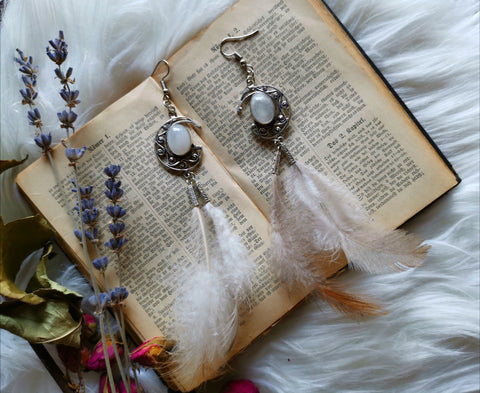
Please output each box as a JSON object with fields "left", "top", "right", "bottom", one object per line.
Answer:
{"left": 237, "top": 85, "right": 290, "bottom": 140}
{"left": 155, "top": 116, "right": 202, "bottom": 173}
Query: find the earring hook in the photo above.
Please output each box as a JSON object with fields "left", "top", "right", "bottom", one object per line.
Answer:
{"left": 151, "top": 59, "right": 170, "bottom": 80}
{"left": 220, "top": 30, "right": 259, "bottom": 61}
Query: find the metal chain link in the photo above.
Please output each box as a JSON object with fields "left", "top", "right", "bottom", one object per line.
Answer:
{"left": 239, "top": 58, "right": 256, "bottom": 88}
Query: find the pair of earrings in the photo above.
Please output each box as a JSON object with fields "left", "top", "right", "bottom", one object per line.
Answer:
{"left": 152, "top": 30, "right": 429, "bottom": 378}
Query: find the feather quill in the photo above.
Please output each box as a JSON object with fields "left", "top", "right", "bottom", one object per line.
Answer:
{"left": 171, "top": 204, "right": 255, "bottom": 381}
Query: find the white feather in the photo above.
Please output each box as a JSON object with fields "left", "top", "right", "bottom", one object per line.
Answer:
{"left": 171, "top": 204, "right": 254, "bottom": 381}
{"left": 203, "top": 202, "right": 256, "bottom": 303}
{"left": 270, "top": 172, "right": 320, "bottom": 290}
{"left": 284, "top": 162, "right": 429, "bottom": 273}
{"left": 171, "top": 266, "right": 237, "bottom": 382}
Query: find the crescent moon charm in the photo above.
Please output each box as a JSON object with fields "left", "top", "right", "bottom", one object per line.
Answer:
{"left": 237, "top": 85, "right": 290, "bottom": 140}
{"left": 155, "top": 116, "right": 203, "bottom": 173}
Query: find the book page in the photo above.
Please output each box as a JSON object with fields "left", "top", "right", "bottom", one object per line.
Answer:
{"left": 18, "top": 77, "right": 342, "bottom": 391}
{"left": 164, "top": 0, "right": 458, "bottom": 229}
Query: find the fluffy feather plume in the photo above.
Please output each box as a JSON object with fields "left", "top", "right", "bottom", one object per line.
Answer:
{"left": 281, "top": 162, "right": 430, "bottom": 273}
{"left": 270, "top": 172, "right": 321, "bottom": 290}
{"left": 270, "top": 162, "right": 429, "bottom": 317}
{"left": 171, "top": 204, "right": 255, "bottom": 381}
{"left": 172, "top": 266, "right": 238, "bottom": 381}
{"left": 203, "top": 202, "right": 256, "bottom": 303}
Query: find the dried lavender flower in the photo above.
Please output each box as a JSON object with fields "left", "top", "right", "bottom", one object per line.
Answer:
{"left": 108, "top": 222, "right": 125, "bottom": 236}
{"left": 27, "top": 108, "right": 42, "bottom": 127}
{"left": 60, "top": 89, "right": 80, "bottom": 108}
{"left": 19, "top": 87, "right": 37, "bottom": 105}
{"left": 54, "top": 67, "right": 74, "bottom": 85}
{"left": 108, "top": 286, "right": 129, "bottom": 305}
{"left": 57, "top": 109, "right": 78, "bottom": 129}
{"left": 82, "top": 208, "right": 99, "bottom": 225}
{"left": 34, "top": 133, "right": 52, "bottom": 150}
{"left": 84, "top": 227, "right": 99, "bottom": 242}
{"left": 71, "top": 181, "right": 93, "bottom": 197}
{"left": 105, "top": 178, "right": 121, "bottom": 191}
{"left": 15, "top": 49, "right": 38, "bottom": 80}
{"left": 73, "top": 229, "right": 82, "bottom": 241}
{"left": 65, "top": 146, "right": 86, "bottom": 165}
{"left": 92, "top": 256, "right": 109, "bottom": 272}
{"left": 105, "top": 186, "right": 123, "bottom": 203}
{"left": 88, "top": 292, "right": 111, "bottom": 311}
{"left": 46, "top": 30, "right": 68, "bottom": 65}
{"left": 106, "top": 205, "right": 126, "bottom": 219}
{"left": 105, "top": 236, "right": 128, "bottom": 252}
{"left": 104, "top": 165, "right": 121, "bottom": 178}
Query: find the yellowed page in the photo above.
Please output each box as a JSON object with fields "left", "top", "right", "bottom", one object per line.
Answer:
{"left": 164, "top": 0, "right": 457, "bottom": 229}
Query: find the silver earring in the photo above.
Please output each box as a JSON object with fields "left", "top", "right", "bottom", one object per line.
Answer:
{"left": 220, "top": 32, "right": 429, "bottom": 318}
{"left": 152, "top": 60, "right": 255, "bottom": 380}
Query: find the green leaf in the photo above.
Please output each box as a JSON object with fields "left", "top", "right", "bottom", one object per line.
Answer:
{"left": 0, "top": 299, "right": 82, "bottom": 347}
{"left": 0, "top": 215, "right": 54, "bottom": 303}
{"left": 0, "top": 156, "right": 28, "bottom": 174}
{"left": 0, "top": 216, "right": 83, "bottom": 347}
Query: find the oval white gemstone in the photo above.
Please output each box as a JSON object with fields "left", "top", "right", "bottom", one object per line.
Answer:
{"left": 166, "top": 123, "right": 191, "bottom": 156}
{"left": 250, "top": 91, "right": 275, "bottom": 125}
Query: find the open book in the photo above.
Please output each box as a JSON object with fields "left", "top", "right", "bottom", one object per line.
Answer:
{"left": 16, "top": 0, "right": 459, "bottom": 390}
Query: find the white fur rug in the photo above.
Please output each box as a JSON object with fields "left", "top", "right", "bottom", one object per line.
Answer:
{"left": 1, "top": 1, "right": 479, "bottom": 392}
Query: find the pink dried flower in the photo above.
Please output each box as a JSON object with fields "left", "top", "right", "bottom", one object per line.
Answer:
{"left": 87, "top": 335, "right": 124, "bottom": 371}
{"left": 130, "top": 336, "right": 173, "bottom": 368}
{"left": 221, "top": 379, "right": 260, "bottom": 393}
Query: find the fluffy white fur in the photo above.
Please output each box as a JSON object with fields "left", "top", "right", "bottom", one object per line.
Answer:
{"left": 1, "top": 1, "right": 478, "bottom": 393}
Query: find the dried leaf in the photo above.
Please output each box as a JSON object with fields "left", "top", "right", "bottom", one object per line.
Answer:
{"left": 0, "top": 156, "right": 28, "bottom": 174}
{"left": 0, "top": 215, "right": 54, "bottom": 303}
{"left": 0, "top": 215, "right": 83, "bottom": 347}
{"left": 0, "top": 299, "right": 82, "bottom": 347}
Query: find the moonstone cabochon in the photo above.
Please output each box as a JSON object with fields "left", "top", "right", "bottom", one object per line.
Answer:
{"left": 166, "top": 123, "right": 192, "bottom": 156}
{"left": 250, "top": 91, "right": 276, "bottom": 125}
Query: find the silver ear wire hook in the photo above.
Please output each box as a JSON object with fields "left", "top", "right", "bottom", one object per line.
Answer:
{"left": 151, "top": 59, "right": 170, "bottom": 80}
{"left": 152, "top": 59, "right": 177, "bottom": 117}
{"left": 220, "top": 30, "right": 259, "bottom": 87}
{"left": 220, "top": 30, "right": 259, "bottom": 61}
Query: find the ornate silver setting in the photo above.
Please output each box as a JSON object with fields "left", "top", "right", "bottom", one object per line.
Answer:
{"left": 237, "top": 85, "right": 290, "bottom": 140}
{"left": 155, "top": 116, "right": 202, "bottom": 173}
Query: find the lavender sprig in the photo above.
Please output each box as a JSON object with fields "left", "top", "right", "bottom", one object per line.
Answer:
{"left": 103, "top": 165, "right": 141, "bottom": 391}
{"left": 15, "top": 49, "right": 52, "bottom": 152}
{"left": 46, "top": 30, "right": 80, "bottom": 140}
{"left": 104, "top": 165, "right": 128, "bottom": 254}
{"left": 46, "top": 31, "right": 120, "bottom": 393}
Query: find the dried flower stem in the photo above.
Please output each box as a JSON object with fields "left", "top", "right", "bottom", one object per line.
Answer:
{"left": 99, "top": 271, "right": 131, "bottom": 392}
{"left": 72, "top": 166, "right": 116, "bottom": 393}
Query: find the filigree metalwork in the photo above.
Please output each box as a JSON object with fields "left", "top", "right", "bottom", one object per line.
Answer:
{"left": 237, "top": 85, "right": 290, "bottom": 140}
{"left": 155, "top": 116, "right": 202, "bottom": 173}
